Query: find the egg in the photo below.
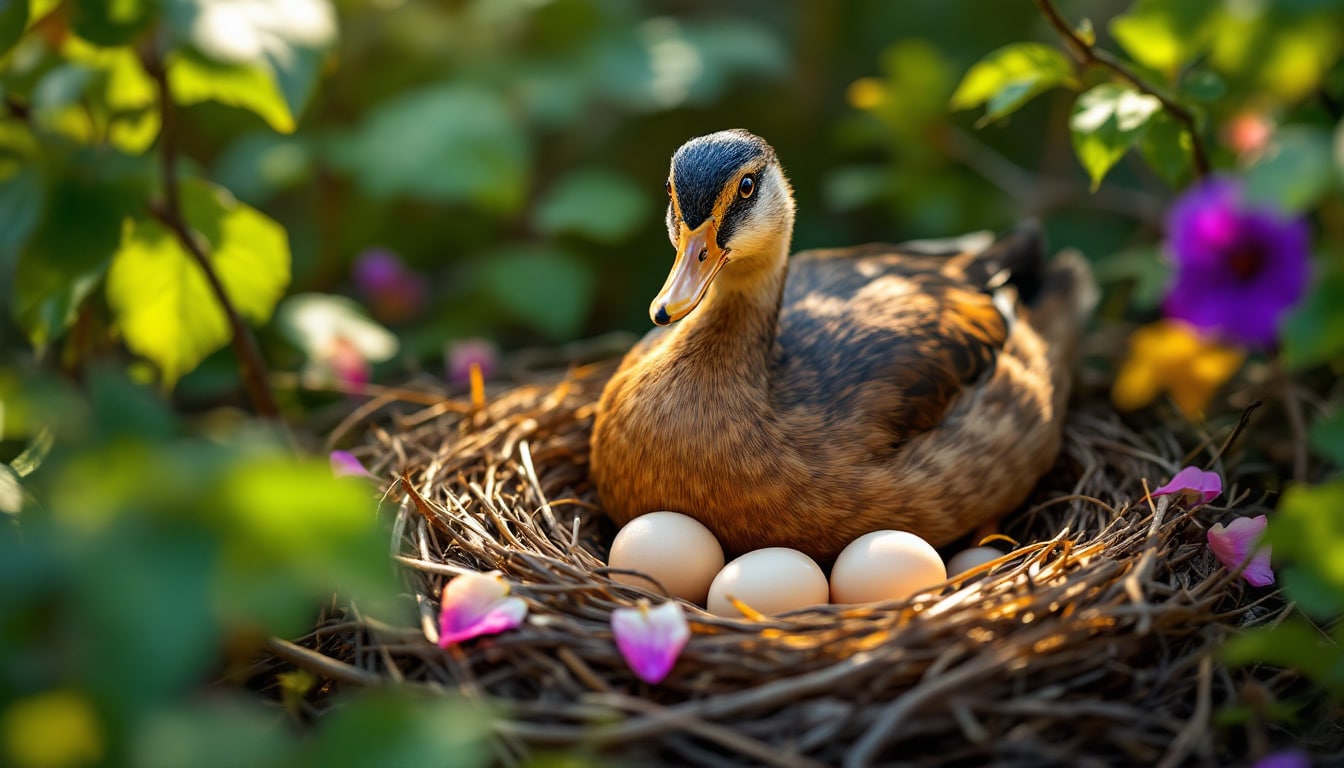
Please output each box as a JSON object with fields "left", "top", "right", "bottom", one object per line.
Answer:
{"left": 947, "top": 546, "right": 1003, "bottom": 576}
{"left": 706, "top": 547, "right": 829, "bottom": 617}
{"left": 607, "top": 511, "right": 724, "bottom": 604}
{"left": 829, "top": 530, "right": 946, "bottom": 604}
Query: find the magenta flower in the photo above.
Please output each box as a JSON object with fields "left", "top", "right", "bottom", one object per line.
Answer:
{"left": 353, "top": 248, "right": 427, "bottom": 323}
{"left": 446, "top": 338, "right": 499, "bottom": 388}
{"left": 329, "top": 450, "right": 371, "bottom": 478}
{"left": 611, "top": 601, "right": 691, "bottom": 684}
{"left": 437, "top": 572, "right": 528, "bottom": 646}
{"left": 1151, "top": 466, "right": 1223, "bottom": 508}
{"left": 1163, "top": 177, "right": 1310, "bottom": 348}
{"left": 1208, "top": 515, "right": 1274, "bottom": 587}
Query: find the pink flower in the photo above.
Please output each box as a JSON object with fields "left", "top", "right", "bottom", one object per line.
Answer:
{"left": 611, "top": 601, "right": 690, "bottom": 684}
{"left": 329, "top": 450, "right": 371, "bottom": 478}
{"left": 1151, "top": 466, "right": 1223, "bottom": 508}
{"left": 353, "top": 248, "right": 428, "bottom": 323}
{"left": 326, "top": 335, "right": 371, "bottom": 392}
{"left": 446, "top": 338, "right": 499, "bottom": 388}
{"left": 1208, "top": 515, "right": 1274, "bottom": 587}
{"left": 437, "top": 572, "right": 527, "bottom": 646}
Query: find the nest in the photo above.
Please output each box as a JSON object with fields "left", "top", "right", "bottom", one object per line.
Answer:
{"left": 282, "top": 357, "right": 1332, "bottom": 767}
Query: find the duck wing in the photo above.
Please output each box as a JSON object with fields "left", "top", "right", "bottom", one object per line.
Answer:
{"left": 773, "top": 229, "right": 1043, "bottom": 443}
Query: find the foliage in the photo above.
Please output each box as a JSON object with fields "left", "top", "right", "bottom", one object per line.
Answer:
{"left": 1, "top": 0, "right": 1343, "bottom": 763}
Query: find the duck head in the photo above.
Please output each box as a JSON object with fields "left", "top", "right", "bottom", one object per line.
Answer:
{"left": 652, "top": 129, "right": 796, "bottom": 326}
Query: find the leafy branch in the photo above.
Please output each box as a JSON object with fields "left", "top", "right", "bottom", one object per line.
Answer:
{"left": 1033, "top": 0, "right": 1210, "bottom": 179}
{"left": 144, "top": 54, "right": 281, "bottom": 420}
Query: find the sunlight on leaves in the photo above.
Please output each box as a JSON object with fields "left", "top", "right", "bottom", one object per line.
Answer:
{"left": 167, "top": 50, "right": 295, "bottom": 133}
{"left": 106, "top": 180, "right": 290, "bottom": 386}
{"left": 950, "top": 42, "right": 1075, "bottom": 125}
{"left": 0, "top": 690, "right": 104, "bottom": 768}
{"left": 1269, "top": 480, "right": 1344, "bottom": 618}
{"left": 1138, "top": 111, "right": 1192, "bottom": 186}
{"left": 1108, "top": 0, "right": 1216, "bottom": 78}
{"left": 1069, "top": 84, "right": 1162, "bottom": 189}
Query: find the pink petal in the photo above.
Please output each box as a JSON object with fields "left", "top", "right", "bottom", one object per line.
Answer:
{"left": 438, "top": 572, "right": 527, "bottom": 646}
{"left": 329, "top": 451, "right": 370, "bottom": 478}
{"left": 612, "top": 601, "right": 690, "bottom": 684}
{"left": 1152, "top": 466, "right": 1223, "bottom": 507}
{"left": 1208, "top": 515, "right": 1275, "bottom": 587}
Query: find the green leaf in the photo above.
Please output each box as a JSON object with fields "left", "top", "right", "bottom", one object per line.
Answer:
{"left": 0, "top": 464, "right": 21, "bottom": 514}
{"left": 1281, "top": 264, "right": 1344, "bottom": 371}
{"left": 1309, "top": 408, "right": 1344, "bottom": 468}
{"left": 14, "top": 156, "right": 150, "bottom": 348}
{"left": 535, "top": 168, "right": 648, "bottom": 243}
{"left": 476, "top": 245, "right": 593, "bottom": 341}
{"left": 950, "top": 43, "right": 1076, "bottom": 124}
{"left": 213, "top": 456, "right": 399, "bottom": 635}
{"left": 1138, "top": 111, "right": 1193, "bottom": 186}
{"left": 0, "top": 0, "right": 28, "bottom": 57}
{"left": 326, "top": 84, "right": 530, "bottom": 212}
{"left": 311, "top": 690, "right": 492, "bottom": 768}
{"left": 68, "top": 0, "right": 155, "bottom": 46}
{"left": 1180, "top": 70, "right": 1226, "bottom": 103}
{"left": 1109, "top": 0, "right": 1217, "bottom": 76}
{"left": 1244, "top": 126, "right": 1336, "bottom": 213}
{"left": 163, "top": 0, "right": 334, "bottom": 123}
{"left": 167, "top": 51, "right": 295, "bottom": 133}
{"left": 105, "top": 180, "right": 290, "bottom": 386}
{"left": 1222, "top": 618, "right": 1344, "bottom": 697}
{"left": 1265, "top": 479, "right": 1344, "bottom": 625}
{"left": 213, "top": 131, "right": 313, "bottom": 205}
{"left": 133, "top": 698, "right": 301, "bottom": 768}
{"left": 1069, "top": 84, "right": 1162, "bottom": 189}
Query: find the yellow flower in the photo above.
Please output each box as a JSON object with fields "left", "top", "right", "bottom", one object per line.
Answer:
{"left": 1112, "top": 320, "right": 1245, "bottom": 417}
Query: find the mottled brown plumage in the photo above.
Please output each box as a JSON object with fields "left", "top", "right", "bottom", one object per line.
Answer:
{"left": 590, "top": 130, "right": 1095, "bottom": 561}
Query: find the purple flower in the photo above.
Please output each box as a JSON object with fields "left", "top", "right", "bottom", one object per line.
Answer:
{"left": 353, "top": 248, "right": 427, "bottom": 323}
{"left": 1163, "top": 177, "right": 1310, "bottom": 348}
{"left": 446, "top": 338, "right": 499, "bottom": 388}
{"left": 611, "top": 601, "right": 690, "bottom": 684}
{"left": 1151, "top": 466, "right": 1223, "bottom": 508}
{"left": 329, "top": 450, "right": 371, "bottom": 478}
{"left": 1252, "top": 750, "right": 1311, "bottom": 768}
{"left": 1208, "top": 515, "right": 1274, "bottom": 587}
{"left": 437, "top": 572, "right": 528, "bottom": 646}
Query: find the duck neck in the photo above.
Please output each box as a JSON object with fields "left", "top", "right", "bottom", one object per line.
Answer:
{"left": 671, "top": 243, "right": 789, "bottom": 392}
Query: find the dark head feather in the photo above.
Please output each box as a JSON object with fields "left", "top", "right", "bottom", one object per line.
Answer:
{"left": 670, "top": 130, "right": 774, "bottom": 238}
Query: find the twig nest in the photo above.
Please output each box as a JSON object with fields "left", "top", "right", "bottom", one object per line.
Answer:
{"left": 829, "top": 530, "right": 946, "bottom": 604}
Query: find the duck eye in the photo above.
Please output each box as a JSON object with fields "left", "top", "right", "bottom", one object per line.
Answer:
{"left": 738, "top": 174, "right": 755, "bottom": 198}
{"left": 665, "top": 180, "right": 672, "bottom": 196}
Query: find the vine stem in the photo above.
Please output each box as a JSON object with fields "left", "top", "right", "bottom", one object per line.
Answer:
{"left": 1033, "top": 0, "right": 1211, "bottom": 179}
{"left": 145, "top": 55, "right": 281, "bottom": 420}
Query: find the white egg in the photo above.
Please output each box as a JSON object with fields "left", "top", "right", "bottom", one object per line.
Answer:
{"left": 608, "top": 511, "right": 724, "bottom": 604}
{"left": 706, "top": 547, "right": 829, "bottom": 617}
{"left": 947, "top": 546, "right": 1003, "bottom": 576}
{"left": 829, "top": 530, "right": 947, "bottom": 604}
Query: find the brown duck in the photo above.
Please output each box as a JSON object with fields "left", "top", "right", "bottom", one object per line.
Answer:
{"left": 590, "top": 130, "right": 1095, "bottom": 561}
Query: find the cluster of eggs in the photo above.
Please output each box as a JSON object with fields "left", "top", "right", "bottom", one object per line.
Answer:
{"left": 607, "top": 511, "right": 1004, "bottom": 615}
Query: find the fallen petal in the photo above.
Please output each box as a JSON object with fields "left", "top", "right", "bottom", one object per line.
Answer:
{"left": 329, "top": 451, "right": 370, "bottom": 478}
{"left": 1153, "top": 466, "right": 1223, "bottom": 507}
{"left": 612, "top": 601, "right": 691, "bottom": 684}
{"left": 438, "top": 572, "right": 528, "bottom": 646}
{"left": 1208, "top": 515, "right": 1274, "bottom": 587}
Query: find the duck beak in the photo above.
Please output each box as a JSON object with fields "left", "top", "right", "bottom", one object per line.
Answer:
{"left": 651, "top": 219, "right": 729, "bottom": 325}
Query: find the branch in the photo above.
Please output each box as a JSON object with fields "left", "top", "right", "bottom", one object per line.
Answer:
{"left": 145, "top": 56, "right": 282, "bottom": 420}
{"left": 1034, "top": 0, "right": 1211, "bottom": 179}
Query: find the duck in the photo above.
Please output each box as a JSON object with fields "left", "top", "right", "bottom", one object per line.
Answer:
{"left": 589, "top": 129, "right": 1095, "bottom": 562}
